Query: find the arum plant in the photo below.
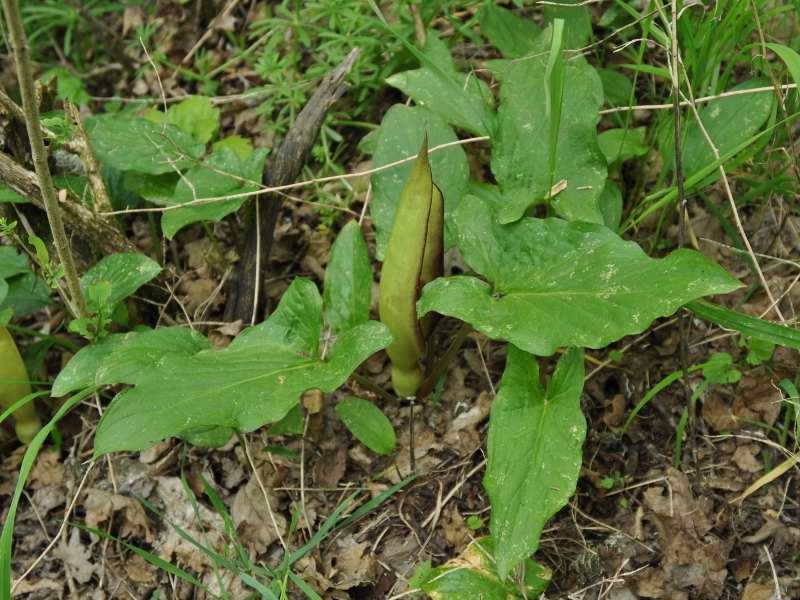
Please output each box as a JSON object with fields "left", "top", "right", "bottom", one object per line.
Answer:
{"left": 378, "top": 133, "right": 444, "bottom": 397}
{"left": 0, "top": 323, "right": 41, "bottom": 443}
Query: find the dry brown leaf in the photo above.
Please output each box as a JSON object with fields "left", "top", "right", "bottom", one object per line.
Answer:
{"left": 232, "top": 463, "right": 287, "bottom": 554}
{"left": 731, "top": 443, "right": 763, "bottom": 473}
{"left": 124, "top": 554, "right": 158, "bottom": 584}
{"left": 313, "top": 445, "right": 347, "bottom": 488}
{"left": 327, "top": 536, "right": 380, "bottom": 590}
{"left": 83, "top": 488, "right": 155, "bottom": 542}
{"left": 642, "top": 467, "right": 712, "bottom": 537}
{"left": 701, "top": 394, "right": 738, "bottom": 431}
{"left": 733, "top": 372, "right": 782, "bottom": 426}
{"left": 9, "top": 578, "right": 62, "bottom": 596}
{"left": 178, "top": 277, "right": 224, "bottom": 315}
{"left": 53, "top": 529, "right": 100, "bottom": 584}
{"left": 154, "top": 477, "right": 226, "bottom": 573}
{"left": 28, "top": 449, "right": 65, "bottom": 487}
{"left": 439, "top": 505, "right": 470, "bottom": 549}
{"left": 742, "top": 582, "right": 779, "bottom": 600}
{"left": 741, "top": 517, "right": 786, "bottom": 544}
{"left": 184, "top": 238, "right": 216, "bottom": 270}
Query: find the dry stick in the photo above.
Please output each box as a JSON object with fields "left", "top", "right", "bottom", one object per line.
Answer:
{"left": 224, "top": 48, "right": 360, "bottom": 324}
{"left": 599, "top": 84, "right": 798, "bottom": 114}
{"left": 1, "top": 0, "right": 89, "bottom": 319}
{"left": 63, "top": 98, "right": 114, "bottom": 214}
{"left": 0, "top": 150, "right": 138, "bottom": 257}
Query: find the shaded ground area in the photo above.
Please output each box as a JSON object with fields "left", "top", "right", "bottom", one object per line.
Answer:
{"left": 2, "top": 1, "right": 799, "bottom": 599}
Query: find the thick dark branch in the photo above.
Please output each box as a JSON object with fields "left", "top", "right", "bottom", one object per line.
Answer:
{"left": 0, "top": 149, "right": 138, "bottom": 259}
{"left": 224, "top": 48, "right": 360, "bottom": 325}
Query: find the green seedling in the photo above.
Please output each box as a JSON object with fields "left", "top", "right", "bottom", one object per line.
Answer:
{"left": 379, "top": 133, "right": 443, "bottom": 397}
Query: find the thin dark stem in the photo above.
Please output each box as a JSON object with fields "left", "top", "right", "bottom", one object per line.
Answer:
{"left": 349, "top": 372, "right": 396, "bottom": 404}
{"left": 417, "top": 321, "right": 472, "bottom": 399}
{"left": 666, "top": 0, "right": 695, "bottom": 470}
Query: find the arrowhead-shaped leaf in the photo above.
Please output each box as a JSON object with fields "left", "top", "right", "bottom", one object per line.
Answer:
{"left": 484, "top": 345, "right": 586, "bottom": 578}
{"left": 491, "top": 56, "right": 606, "bottom": 224}
{"left": 385, "top": 35, "right": 495, "bottom": 137}
{"left": 93, "top": 278, "right": 393, "bottom": 456}
{"left": 418, "top": 195, "right": 742, "bottom": 355}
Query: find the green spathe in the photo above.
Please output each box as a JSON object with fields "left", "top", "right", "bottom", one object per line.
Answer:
{"left": 379, "top": 134, "right": 444, "bottom": 396}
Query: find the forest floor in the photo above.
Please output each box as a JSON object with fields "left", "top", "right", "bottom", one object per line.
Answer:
{"left": 2, "top": 2, "right": 799, "bottom": 599}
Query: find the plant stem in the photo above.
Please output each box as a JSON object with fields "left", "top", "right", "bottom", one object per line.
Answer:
{"left": 5, "top": 323, "right": 81, "bottom": 351}
{"left": 1, "top": 0, "right": 89, "bottom": 319}
{"left": 417, "top": 321, "right": 472, "bottom": 399}
{"left": 349, "top": 372, "right": 396, "bottom": 404}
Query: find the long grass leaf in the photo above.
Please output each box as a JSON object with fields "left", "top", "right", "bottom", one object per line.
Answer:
{"left": 2, "top": 386, "right": 97, "bottom": 599}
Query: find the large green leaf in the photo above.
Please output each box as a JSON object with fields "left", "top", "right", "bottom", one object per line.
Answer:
{"left": 679, "top": 78, "right": 774, "bottom": 179}
{"left": 418, "top": 195, "right": 742, "bottom": 355}
{"left": 385, "top": 34, "right": 495, "bottom": 137}
{"left": 160, "top": 146, "right": 268, "bottom": 239}
{"left": 52, "top": 327, "right": 212, "bottom": 396}
{"left": 371, "top": 105, "right": 468, "bottom": 260}
{"left": 93, "top": 279, "right": 393, "bottom": 456}
{"left": 477, "top": 4, "right": 543, "bottom": 58}
{"left": 323, "top": 221, "right": 372, "bottom": 333}
{"left": 484, "top": 345, "right": 585, "bottom": 578}
{"left": 80, "top": 253, "right": 161, "bottom": 312}
{"left": 2, "top": 271, "right": 51, "bottom": 317}
{"left": 85, "top": 115, "right": 205, "bottom": 175}
{"left": 0, "top": 247, "right": 30, "bottom": 279}
{"left": 491, "top": 56, "right": 606, "bottom": 224}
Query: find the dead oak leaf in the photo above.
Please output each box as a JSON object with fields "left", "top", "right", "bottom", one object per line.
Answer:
{"left": 83, "top": 488, "right": 155, "bottom": 542}
{"left": 53, "top": 528, "right": 101, "bottom": 584}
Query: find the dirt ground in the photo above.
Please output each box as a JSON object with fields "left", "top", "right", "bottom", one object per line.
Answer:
{"left": 2, "top": 2, "right": 799, "bottom": 599}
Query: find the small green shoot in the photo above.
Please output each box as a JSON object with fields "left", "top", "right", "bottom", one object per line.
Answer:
{"left": 335, "top": 396, "right": 396, "bottom": 455}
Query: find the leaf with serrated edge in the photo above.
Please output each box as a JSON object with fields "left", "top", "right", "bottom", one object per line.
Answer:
{"left": 418, "top": 195, "right": 741, "bottom": 356}
{"left": 93, "top": 279, "right": 393, "bottom": 456}
{"left": 484, "top": 345, "right": 586, "bottom": 578}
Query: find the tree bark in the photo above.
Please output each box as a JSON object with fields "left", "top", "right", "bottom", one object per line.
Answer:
{"left": 0, "top": 149, "right": 139, "bottom": 261}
